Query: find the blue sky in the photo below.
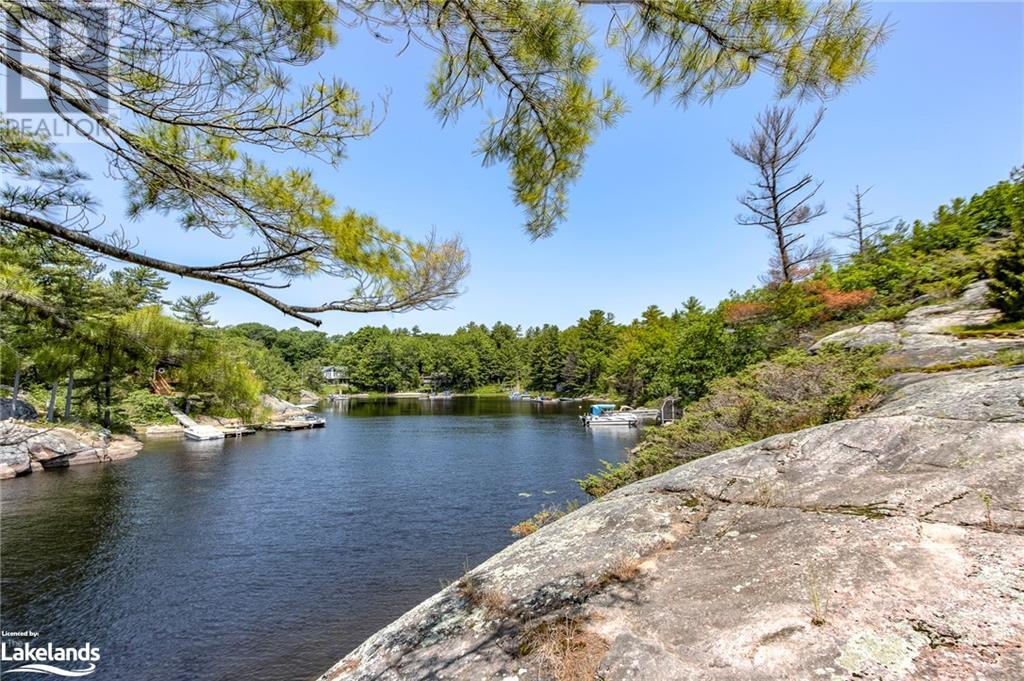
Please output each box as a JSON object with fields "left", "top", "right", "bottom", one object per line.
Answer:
{"left": 72, "top": 1, "right": 1023, "bottom": 334}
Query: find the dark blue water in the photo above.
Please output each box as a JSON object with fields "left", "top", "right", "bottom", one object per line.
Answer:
{"left": 0, "top": 397, "right": 637, "bottom": 681}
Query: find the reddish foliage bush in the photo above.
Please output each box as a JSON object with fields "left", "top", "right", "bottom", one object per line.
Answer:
{"left": 820, "top": 288, "right": 874, "bottom": 312}
{"left": 723, "top": 301, "right": 771, "bottom": 324}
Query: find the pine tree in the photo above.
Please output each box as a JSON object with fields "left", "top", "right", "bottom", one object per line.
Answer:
{"left": 172, "top": 293, "right": 221, "bottom": 329}
{"left": 731, "top": 107, "right": 830, "bottom": 283}
{"left": 833, "top": 186, "right": 896, "bottom": 255}
{"left": 1, "top": 1, "right": 884, "bottom": 323}
{"left": 987, "top": 226, "right": 1024, "bottom": 320}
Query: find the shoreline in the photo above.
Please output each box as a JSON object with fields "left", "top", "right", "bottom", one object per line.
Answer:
{"left": 0, "top": 422, "right": 143, "bottom": 479}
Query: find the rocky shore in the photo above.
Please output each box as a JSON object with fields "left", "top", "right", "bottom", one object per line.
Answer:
{"left": 0, "top": 421, "right": 142, "bottom": 479}
{"left": 812, "top": 281, "right": 1024, "bottom": 369}
{"left": 319, "top": 283, "right": 1023, "bottom": 681}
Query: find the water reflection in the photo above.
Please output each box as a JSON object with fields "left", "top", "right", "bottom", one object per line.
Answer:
{"left": 587, "top": 425, "right": 645, "bottom": 443}
{"left": 0, "top": 397, "right": 638, "bottom": 681}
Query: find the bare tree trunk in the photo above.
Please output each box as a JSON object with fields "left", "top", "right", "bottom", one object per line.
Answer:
{"left": 834, "top": 185, "right": 893, "bottom": 256}
{"left": 774, "top": 223, "right": 792, "bottom": 282}
{"left": 47, "top": 380, "right": 59, "bottom": 422}
{"left": 11, "top": 364, "right": 20, "bottom": 404}
{"left": 92, "top": 380, "right": 103, "bottom": 423}
{"left": 731, "top": 106, "right": 827, "bottom": 283}
{"left": 64, "top": 371, "right": 74, "bottom": 420}
{"left": 769, "top": 176, "right": 792, "bottom": 283}
{"left": 102, "top": 351, "right": 112, "bottom": 428}
{"left": 852, "top": 188, "right": 865, "bottom": 253}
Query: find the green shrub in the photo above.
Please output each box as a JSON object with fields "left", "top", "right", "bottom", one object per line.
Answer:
{"left": 23, "top": 384, "right": 53, "bottom": 417}
{"left": 833, "top": 173, "right": 1022, "bottom": 305}
{"left": 987, "top": 225, "right": 1024, "bottom": 321}
{"left": 579, "top": 346, "right": 886, "bottom": 497}
{"left": 112, "top": 388, "right": 176, "bottom": 427}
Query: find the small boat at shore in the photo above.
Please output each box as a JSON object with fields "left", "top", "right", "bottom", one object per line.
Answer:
{"left": 617, "top": 406, "right": 661, "bottom": 421}
{"left": 285, "top": 413, "right": 326, "bottom": 428}
{"left": 264, "top": 413, "right": 326, "bottom": 431}
{"left": 221, "top": 426, "right": 256, "bottom": 437}
{"left": 580, "top": 404, "right": 638, "bottom": 428}
{"left": 184, "top": 425, "right": 226, "bottom": 440}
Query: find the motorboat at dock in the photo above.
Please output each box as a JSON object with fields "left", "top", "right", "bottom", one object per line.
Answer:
{"left": 580, "top": 404, "right": 638, "bottom": 427}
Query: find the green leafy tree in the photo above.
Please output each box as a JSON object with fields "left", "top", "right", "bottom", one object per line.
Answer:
{"left": 667, "top": 309, "right": 750, "bottom": 401}
{"left": 606, "top": 306, "right": 673, "bottom": 403}
{"left": 835, "top": 172, "right": 1024, "bottom": 301}
{"left": 527, "top": 325, "right": 564, "bottom": 392}
{"left": 273, "top": 329, "right": 330, "bottom": 368}
{"left": 987, "top": 224, "right": 1024, "bottom": 321}
{"left": 174, "top": 336, "right": 264, "bottom": 419}
{"left": 353, "top": 335, "right": 405, "bottom": 392}
{"left": 0, "top": 232, "right": 106, "bottom": 418}
{"left": 240, "top": 341, "right": 303, "bottom": 398}
{"left": 575, "top": 310, "right": 617, "bottom": 392}
{"left": 490, "top": 322, "right": 525, "bottom": 389}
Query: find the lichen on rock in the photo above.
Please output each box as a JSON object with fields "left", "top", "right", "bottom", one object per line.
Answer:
{"left": 835, "top": 624, "right": 930, "bottom": 678}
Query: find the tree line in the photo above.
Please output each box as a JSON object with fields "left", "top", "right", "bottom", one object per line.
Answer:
{"left": 4, "top": 1, "right": 1020, "bottom": 430}
{"left": 2, "top": 171, "right": 1021, "bottom": 430}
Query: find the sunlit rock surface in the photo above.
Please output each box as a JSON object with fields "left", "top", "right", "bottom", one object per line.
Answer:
{"left": 812, "top": 281, "right": 1024, "bottom": 368}
{"left": 0, "top": 424, "right": 142, "bottom": 478}
{"left": 319, "top": 283, "right": 1023, "bottom": 681}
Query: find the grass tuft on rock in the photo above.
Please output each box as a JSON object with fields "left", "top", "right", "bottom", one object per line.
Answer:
{"left": 456, "top": 572, "right": 510, "bottom": 620}
{"left": 510, "top": 500, "right": 581, "bottom": 537}
{"left": 518, "top": 614, "right": 609, "bottom": 681}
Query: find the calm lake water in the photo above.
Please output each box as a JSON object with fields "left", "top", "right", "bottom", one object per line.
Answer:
{"left": 0, "top": 397, "right": 638, "bottom": 681}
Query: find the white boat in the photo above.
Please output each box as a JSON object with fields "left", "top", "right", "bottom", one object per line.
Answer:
{"left": 581, "top": 404, "right": 638, "bottom": 427}
{"left": 285, "top": 413, "right": 326, "bottom": 428}
{"left": 184, "top": 425, "right": 226, "bottom": 440}
{"left": 616, "top": 405, "right": 661, "bottom": 421}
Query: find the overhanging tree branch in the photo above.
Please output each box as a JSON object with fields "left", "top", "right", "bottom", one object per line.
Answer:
{"left": 0, "top": 208, "right": 467, "bottom": 326}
